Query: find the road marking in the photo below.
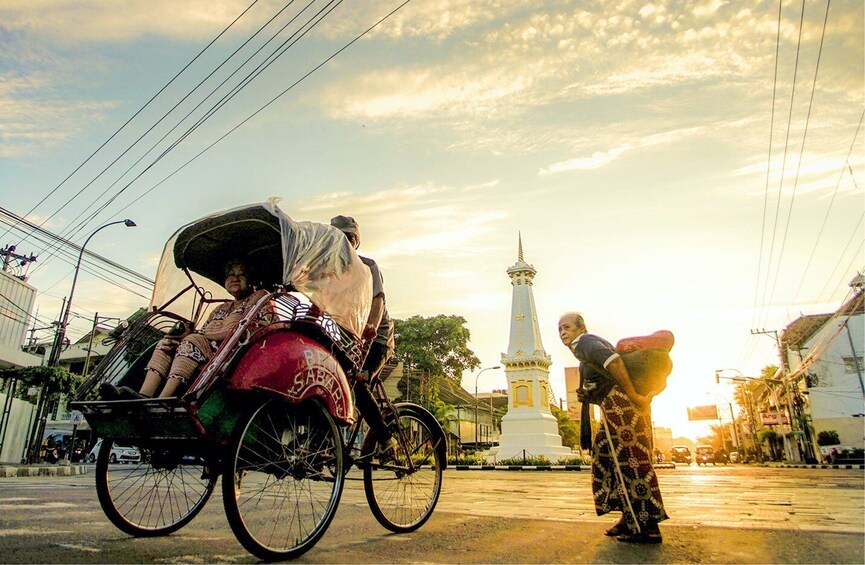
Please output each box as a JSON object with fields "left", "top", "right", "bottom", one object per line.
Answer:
{"left": 57, "top": 543, "right": 101, "bottom": 553}
{"left": 0, "top": 529, "right": 74, "bottom": 536}
{"left": 0, "top": 502, "right": 77, "bottom": 509}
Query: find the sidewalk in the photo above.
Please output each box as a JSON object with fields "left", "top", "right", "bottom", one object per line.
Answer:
{"left": 0, "top": 462, "right": 90, "bottom": 477}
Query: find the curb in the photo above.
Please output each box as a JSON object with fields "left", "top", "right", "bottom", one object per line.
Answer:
{"left": 452, "top": 463, "right": 677, "bottom": 471}
{"left": 0, "top": 464, "right": 91, "bottom": 478}
{"left": 772, "top": 463, "right": 865, "bottom": 470}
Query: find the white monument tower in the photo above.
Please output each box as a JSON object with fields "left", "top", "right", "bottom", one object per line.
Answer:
{"left": 484, "top": 236, "right": 571, "bottom": 463}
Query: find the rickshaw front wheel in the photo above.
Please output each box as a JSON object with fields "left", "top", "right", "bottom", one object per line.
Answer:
{"left": 222, "top": 397, "right": 345, "bottom": 561}
{"left": 361, "top": 405, "right": 444, "bottom": 533}
{"left": 95, "top": 439, "right": 216, "bottom": 536}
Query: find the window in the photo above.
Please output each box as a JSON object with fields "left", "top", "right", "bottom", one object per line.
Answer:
{"left": 842, "top": 356, "right": 863, "bottom": 374}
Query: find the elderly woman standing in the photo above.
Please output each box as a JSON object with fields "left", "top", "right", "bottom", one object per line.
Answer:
{"left": 558, "top": 311, "right": 668, "bottom": 544}
{"left": 105, "top": 259, "right": 270, "bottom": 400}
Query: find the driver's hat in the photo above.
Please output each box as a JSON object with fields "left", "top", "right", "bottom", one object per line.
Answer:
{"left": 330, "top": 215, "right": 359, "bottom": 238}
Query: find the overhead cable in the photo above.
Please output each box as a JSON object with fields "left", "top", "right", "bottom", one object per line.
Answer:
{"left": 791, "top": 108, "right": 864, "bottom": 304}
{"left": 58, "top": 0, "right": 337, "bottom": 242}
{"left": 38, "top": 0, "right": 305, "bottom": 252}
{"left": 3, "top": 0, "right": 263, "bottom": 248}
{"left": 765, "top": 0, "right": 832, "bottom": 318}
{"left": 758, "top": 0, "right": 807, "bottom": 330}
{"left": 752, "top": 0, "right": 785, "bottom": 331}
{"left": 106, "top": 0, "right": 416, "bottom": 220}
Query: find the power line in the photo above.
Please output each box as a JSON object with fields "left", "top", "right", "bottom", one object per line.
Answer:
{"left": 791, "top": 109, "right": 864, "bottom": 304}
{"left": 758, "top": 0, "right": 807, "bottom": 330}
{"left": 2, "top": 0, "right": 263, "bottom": 248}
{"left": 0, "top": 209, "right": 153, "bottom": 301}
{"left": 815, "top": 215, "right": 864, "bottom": 305}
{"left": 104, "top": 0, "right": 416, "bottom": 220}
{"left": 37, "top": 0, "right": 306, "bottom": 252}
{"left": 59, "top": 0, "right": 341, "bottom": 243}
{"left": 0, "top": 208, "right": 152, "bottom": 287}
{"left": 765, "top": 0, "right": 832, "bottom": 319}
{"left": 752, "top": 0, "right": 785, "bottom": 331}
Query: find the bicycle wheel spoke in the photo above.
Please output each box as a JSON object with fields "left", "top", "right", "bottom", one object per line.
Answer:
{"left": 223, "top": 399, "right": 345, "bottom": 560}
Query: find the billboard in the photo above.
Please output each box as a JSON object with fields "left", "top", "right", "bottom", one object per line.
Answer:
{"left": 687, "top": 405, "right": 719, "bottom": 421}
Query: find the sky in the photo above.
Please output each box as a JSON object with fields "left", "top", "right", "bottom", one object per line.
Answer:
{"left": 1, "top": 0, "right": 863, "bottom": 440}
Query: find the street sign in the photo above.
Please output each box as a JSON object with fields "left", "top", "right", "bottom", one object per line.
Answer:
{"left": 70, "top": 411, "right": 83, "bottom": 426}
{"left": 760, "top": 411, "right": 789, "bottom": 425}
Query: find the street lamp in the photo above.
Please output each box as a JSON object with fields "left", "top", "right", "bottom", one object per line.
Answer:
{"left": 28, "top": 219, "right": 136, "bottom": 463}
{"left": 474, "top": 365, "right": 500, "bottom": 445}
{"left": 49, "top": 219, "right": 136, "bottom": 367}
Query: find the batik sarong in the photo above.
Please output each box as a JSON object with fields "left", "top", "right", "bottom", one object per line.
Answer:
{"left": 591, "top": 386, "right": 668, "bottom": 531}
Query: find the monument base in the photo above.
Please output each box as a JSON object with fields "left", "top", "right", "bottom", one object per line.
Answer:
{"left": 483, "top": 410, "right": 572, "bottom": 463}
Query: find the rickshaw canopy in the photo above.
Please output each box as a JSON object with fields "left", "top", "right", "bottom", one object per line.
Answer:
{"left": 149, "top": 199, "right": 372, "bottom": 337}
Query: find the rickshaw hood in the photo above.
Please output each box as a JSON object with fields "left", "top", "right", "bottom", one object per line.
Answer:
{"left": 149, "top": 198, "right": 372, "bottom": 338}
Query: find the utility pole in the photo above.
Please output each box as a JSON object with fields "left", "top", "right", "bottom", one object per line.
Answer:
{"left": 24, "top": 299, "right": 66, "bottom": 463}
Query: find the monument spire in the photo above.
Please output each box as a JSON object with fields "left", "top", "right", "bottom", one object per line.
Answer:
{"left": 518, "top": 232, "right": 524, "bottom": 262}
{"left": 483, "top": 235, "right": 569, "bottom": 463}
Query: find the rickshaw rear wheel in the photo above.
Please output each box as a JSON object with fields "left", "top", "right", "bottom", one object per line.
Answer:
{"left": 95, "top": 439, "right": 216, "bottom": 536}
{"left": 361, "top": 405, "right": 444, "bottom": 533}
{"left": 222, "top": 398, "right": 345, "bottom": 561}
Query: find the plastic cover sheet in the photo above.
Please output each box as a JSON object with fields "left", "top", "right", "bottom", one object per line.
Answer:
{"left": 263, "top": 198, "right": 371, "bottom": 337}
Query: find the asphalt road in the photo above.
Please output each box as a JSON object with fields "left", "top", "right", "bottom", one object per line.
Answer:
{"left": 0, "top": 464, "right": 862, "bottom": 563}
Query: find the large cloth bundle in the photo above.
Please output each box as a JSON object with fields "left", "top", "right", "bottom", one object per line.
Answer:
{"left": 616, "top": 330, "right": 674, "bottom": 396}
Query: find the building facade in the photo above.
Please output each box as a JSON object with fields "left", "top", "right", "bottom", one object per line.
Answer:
{"left": 782, "top": 278, "right": 864, "bottom": 451}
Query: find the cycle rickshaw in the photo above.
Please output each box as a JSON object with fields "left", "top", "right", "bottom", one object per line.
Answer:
{"left": 69, "top": 201, "right": 447, "bottom": 561}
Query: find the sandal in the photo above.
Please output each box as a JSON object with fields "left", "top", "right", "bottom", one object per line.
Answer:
{"left": 617, "top": 524, "right": 662, "bottom": 544}
{"left": 604, "top": 521, "right": 629, "bottom": 537}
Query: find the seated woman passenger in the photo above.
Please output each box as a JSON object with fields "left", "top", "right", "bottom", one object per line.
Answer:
{"left": 105, "top": 259, "right": 271, "bottom": 399}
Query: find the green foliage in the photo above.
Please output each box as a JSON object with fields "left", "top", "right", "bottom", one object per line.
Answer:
{"left": 448, "top": 453, "right": 485, "bottom": 465}
{"left": 758, "top": 428, "right": 778, "bottom": 443}
{"left": 394, "top": 315, "right": 480, "bottom": 383}
{"left": 817, "top": 430, "right": 841, "bottom": 446}
{"left": 498, "top": 454, "right": 553, "bottom": 465}
{"left": 429, "top": 398, "right": 458, "bottom": 431}
{"left": 550, "top": 405, "right": 579, "bottom": 448}
{"left": 556, "top": 455, "right": 592, "bottom": 466}
{"left": 0, "top": 365, "right": 81, "bottom": 396}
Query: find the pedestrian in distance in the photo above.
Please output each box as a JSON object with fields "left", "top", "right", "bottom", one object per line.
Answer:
{"left": 558, "top": 311, "right": 668, "bottom": 544}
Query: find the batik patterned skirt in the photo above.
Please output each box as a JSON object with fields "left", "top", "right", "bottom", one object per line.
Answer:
{"left": 591, "top": 386, "right": 668, "bottom": 530}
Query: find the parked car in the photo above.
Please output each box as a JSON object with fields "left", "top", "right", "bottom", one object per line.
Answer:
{"left": 670, "top": 445, "right": 691, "bottom": 464}
{"left": 42, "top": 431, "right": 86, "bottom": 463}
{"left": 695, "top": 445, "right": 716, "bottom": 465}
{"left": 87, "top": 439, "right": 141, "bottom": 464}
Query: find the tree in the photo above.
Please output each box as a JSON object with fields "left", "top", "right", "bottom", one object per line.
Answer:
{"left": 550, "top": 405, "right": 579, "bottom": 449}
{"left": 817, "top": 430, "right": 840, "bottom": 446}
{"left": 0, "top": 365, "right": 81, "bottom": 397}
{"left": 394, "top": 315, "right": 480, "bottom": 384}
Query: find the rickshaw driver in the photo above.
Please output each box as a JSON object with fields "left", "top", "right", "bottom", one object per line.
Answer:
{"left": 330, "top": 215, "right": 399, "bottom": 459}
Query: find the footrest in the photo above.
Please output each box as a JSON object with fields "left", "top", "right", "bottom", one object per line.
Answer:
{"left": 69, "top": 399, "right": 204, "bottom": 442}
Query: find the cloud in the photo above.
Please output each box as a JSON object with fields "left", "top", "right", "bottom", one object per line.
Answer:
{"left": 0, "top": 72, "right": 116, "bottom": 157}
{"left": 538, "top": 119, "right": 748, "bottom": 176}
{"left": 291, "top": 181, "right": 509, "bottom": 260}
{"left": 539, "top": 146, "right": 628, "bottom": 174}
{"left": 0, "top": 0, "right": 255, "bottom": 42}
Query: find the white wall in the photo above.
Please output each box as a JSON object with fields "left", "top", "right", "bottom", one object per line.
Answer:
{"left": 800, "top": 312, "right": 864, "bottom": 449}
{"left": 0, "top": 390, "right": 36, "bottom": 463}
